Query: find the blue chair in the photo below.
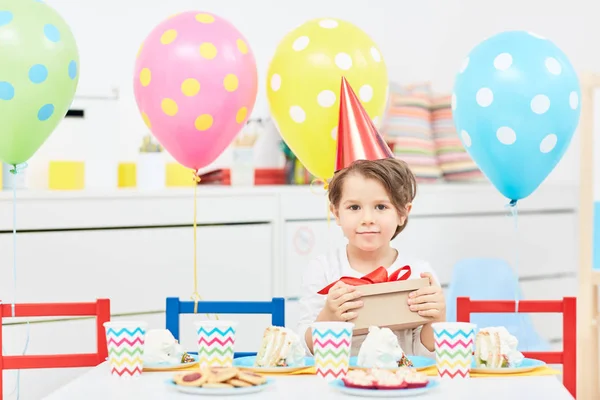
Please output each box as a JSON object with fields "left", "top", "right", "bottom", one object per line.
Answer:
{"left": 445, "top": 258, "right": 550, "bottom": 351}
{"left": 165, "top": 297, "right": 285, "bottom": 358}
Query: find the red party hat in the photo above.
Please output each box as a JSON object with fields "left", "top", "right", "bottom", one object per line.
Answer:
{"left": 335, "top": 77, "right": 393, "bottom": 172}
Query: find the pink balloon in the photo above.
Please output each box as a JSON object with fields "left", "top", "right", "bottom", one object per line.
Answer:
{"left": 133, "top": 12, "right": 258, "bottom": 171}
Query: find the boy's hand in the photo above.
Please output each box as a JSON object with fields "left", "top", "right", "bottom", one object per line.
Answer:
{"left": 321, "top": 281, "right": 364, "bottom": 322}
{"left": 407, "top": 272, "right": 446, "bottom": 322}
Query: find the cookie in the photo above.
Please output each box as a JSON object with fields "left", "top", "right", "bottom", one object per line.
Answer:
{"left": 237, "top": 371, "right": 268, "bottom": 385}
{"left": 227, "top": 378, "right": 253, "bottom": 387}
{"left": 202, "top": 383, "right": 234, "bottom": 388}
{"left": 173, "top": 371, "right": 208, "bottom": 387}
{"left": 205, "top": 367, "right": 239, "bottom": 383}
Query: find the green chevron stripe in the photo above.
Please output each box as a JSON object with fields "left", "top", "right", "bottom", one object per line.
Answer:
{"left": 108, "top": 347, "right": 144, "bottom": 357}
{"left": 435, "top": 349, "right": 472, "bottom": 359}
{"left": 314, "top": 348, "right": 350, "bottom": 358}
{"left": 198, "top": 347, "right": 234, "bottom": 356}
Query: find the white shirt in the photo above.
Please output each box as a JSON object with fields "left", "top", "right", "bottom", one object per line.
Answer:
{"left": 296, "top": 246, "right": 438, "bottom": 359}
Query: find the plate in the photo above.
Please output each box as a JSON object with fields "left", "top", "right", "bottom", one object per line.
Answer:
{"left": 165, "top": 377, "right": 274, "bottom": 396}
{"left": 232, "top": 356, "right": 314, "bottom": 373}
{"left": 329, "top": 379, "right": 440, "bottom": 398}
{"left": 144, "top": 354, "right": 199, "bottom": 371}
{"left": 349, "top": 356, "right": 435, "bottom": 371}
{"left": 470, "top": 358, "right": 546, "bottom": 374}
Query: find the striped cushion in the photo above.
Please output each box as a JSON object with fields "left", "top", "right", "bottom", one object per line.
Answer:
{"left": 382, "top": 82, "right": 442, "bottom": 183}
{"left": 431, "top": 96, "right": 483, "bottom": 181}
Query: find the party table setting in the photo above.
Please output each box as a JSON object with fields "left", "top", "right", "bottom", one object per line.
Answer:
{"left": 42, "top": 318, "right": 573, "bottom": 400}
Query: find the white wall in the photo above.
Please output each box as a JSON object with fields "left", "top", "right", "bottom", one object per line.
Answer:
{"left": 34, "top": 0, "right": 592, "bottom": 187}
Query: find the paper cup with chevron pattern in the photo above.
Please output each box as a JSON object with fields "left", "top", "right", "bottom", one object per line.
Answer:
{"left": 104, "top": 321, "right": 147, "bottom": 378}
{"left": 311, "top": 321, "right": 353, "bottom": 381}
{"left": 432, "top": 322, "right": 476, "bottom": 380}
{"left": 194, "top": 320, "right": 238, "bottom": 367}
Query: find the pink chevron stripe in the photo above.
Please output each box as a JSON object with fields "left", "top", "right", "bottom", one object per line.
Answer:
{"left": 107, "top": 337, "right": 144, "bottom": 347}
{"left": 439, "top": 369, "right": 469, "bottom": 379}
{"left": 313, "top": 338, "right": 351, "bottom": 349}
{"left": 111, "top": 366, "right": 143, "bottom": 377}
{"left": 434, "top": 339, "right": 473, "bottom": 349}
{"left": 318, "top": 369, "right": 347, "bottom": 379}
{"left": 198, "top": 336, "right": 235, "bottom": 346}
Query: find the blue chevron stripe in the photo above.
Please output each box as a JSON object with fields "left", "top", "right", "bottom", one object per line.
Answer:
{"left": 106, "top": 327, "right": 145, "bottom": 336}
{"left": 433, "top": 329, "right": 474, "bottom": 339}
{"left": 312, "top": 329, "right": 352, "bottom": 339}
{"left": 196, "top": 326, "right": 235, "bottom": 336}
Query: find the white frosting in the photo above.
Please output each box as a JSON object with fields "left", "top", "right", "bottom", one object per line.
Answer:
{"left": 477, "top": 327, "right": 524, "bottom": 367}
{"left": 357, "top": 326, "right": 405, "bottom": 368}
{"left": 279, "top": 328, "right": 306, "bottom": 366}
{"left": 142, "top": 329, "right": 186, "bottom": 364}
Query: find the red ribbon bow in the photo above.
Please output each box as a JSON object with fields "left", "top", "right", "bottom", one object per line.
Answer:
{"left": 317, "top": 265, "right": 412, "bottom": 295}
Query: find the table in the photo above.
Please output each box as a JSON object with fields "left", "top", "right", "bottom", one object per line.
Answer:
{"left": 42, "top": 362, "right": 574, "bottom": 400}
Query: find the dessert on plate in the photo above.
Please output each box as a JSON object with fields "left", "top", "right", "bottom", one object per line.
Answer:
{"left": 474, "top": 326, "right": 525, "bottom": 368}
{"left": 254, "top": 326, "right": 306, "bottom": 367}
{"left": 142, "top": 329, "right": 195, "bottom": 365}
{"left": 173, "top": 366, "right": 268, "bottom": 388}
{"left": 342, "top": 368, "right": 429, "bottom": 390}
{"left": 357, "top": 326, "right": 414, "bottom": 368}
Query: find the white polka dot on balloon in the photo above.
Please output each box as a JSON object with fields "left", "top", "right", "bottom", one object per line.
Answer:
{"left": 359, "top": 85, "right": 373, "bottom": 102}
{"left": 451, "top": 93, "right": 457, "bottom": 111}
{"left": 497, "top": 126, "right": 516, "bottom": 145}
{"left": 545, "top": 57, "right": 561, "bottom": 75}
{"left": 540, "top": 134, "right": 557, "bottom": 153}
{"left": 370, "top": 47, "right": 381, "bottom": 62}
{"left": 335, "top": 53, "right": 353, "bottom": 70}
{"left": 289, "top": 106, "right": 306, "bottom": 123}
{"left": 270, "top": 74, "right": 281, "bottom": 91}
{"left": 476, "top": 88, "right": 494, "bottom": 107}
{"left": 460, "top": 57, "right": 469, "bottom": 73}
{"left": 331, "top": 126, "right": 338, "bottom": 140}
{"left": 531, "top": 94, "right": 550, "bottom": 114}
{"left": 319, "top": 19, "right": 338, "bottom": 29}
{"left": 528, "top": 32, "right": 546, "bottom": 39}
{"left": 570, "top": 92, "right": 579, "bottom": 109}
{"left": 317, "top": 90, "right": 336, "bottom": 108}
{"left": 494, "top": 53, "right": 513, "bottom": 70}
{"left": 292, "top": 36, "right": 310, "bottom": 51}
{"left": 461, "top": 130, "right": 471, "bottom": 147}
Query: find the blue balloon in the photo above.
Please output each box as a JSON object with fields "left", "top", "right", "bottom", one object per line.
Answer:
{"left": 452, "top": 31, "right": 581, "bottom": 202}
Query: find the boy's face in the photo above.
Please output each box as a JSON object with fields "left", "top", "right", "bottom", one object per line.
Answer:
{"left": 332, "top": 174, "right": 409, "bottom": 252}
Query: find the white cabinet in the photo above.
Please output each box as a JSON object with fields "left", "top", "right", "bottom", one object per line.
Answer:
{"left": 0, "top": 224, "right": 273, "bottom": 313}
{"left": 393, "top": 212, "right": 577, "bottom": 285}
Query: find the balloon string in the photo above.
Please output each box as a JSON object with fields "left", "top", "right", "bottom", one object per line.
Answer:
{"left": 506, "top": 199, "right": 527, "bottom": 351}
{"left": 7, "top": 163, "right": 30, "bottom": 400}
{"left": 190, "top": 171, "right": 218, "bottom": 320}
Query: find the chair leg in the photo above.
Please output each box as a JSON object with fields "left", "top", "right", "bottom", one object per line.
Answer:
{"left": 166, "top": 297, "right": 181, "bottom": 341}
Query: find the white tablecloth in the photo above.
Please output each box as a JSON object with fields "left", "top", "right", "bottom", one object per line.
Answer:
{"left": 42, "top": 362, "right": 574, "bottom": 400}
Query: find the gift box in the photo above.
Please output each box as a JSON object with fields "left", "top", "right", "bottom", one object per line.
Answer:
{"left": 318, "top": 266, "right": 433, "bottom": 335}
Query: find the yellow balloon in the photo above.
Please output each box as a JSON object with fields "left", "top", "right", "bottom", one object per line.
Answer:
{"left": 267, "top": 18, "right": 388, "bottom": 180}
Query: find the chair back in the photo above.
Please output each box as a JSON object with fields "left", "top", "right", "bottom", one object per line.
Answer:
{"left": 165, "top": 297, "right": 285, "bottom": 358}
{"left": 0, "top": 299, "right": 111, "bottom": 400}
{"left": 456, "top": 296, "right": 576, "bottom": 399}
{"left": 446, "top": 258, "right": 549, "bottom": 351}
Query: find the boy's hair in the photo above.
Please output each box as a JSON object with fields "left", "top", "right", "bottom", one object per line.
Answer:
{"left": 328, "top": 158, "right": 417, "bottom": 240}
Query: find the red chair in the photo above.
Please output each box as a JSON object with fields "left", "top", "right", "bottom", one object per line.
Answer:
{"left": 457, "top": 296, "right": 576, "bottom": 398}
{"left": 0, "top": 299, "right": 110, "bottom": 399}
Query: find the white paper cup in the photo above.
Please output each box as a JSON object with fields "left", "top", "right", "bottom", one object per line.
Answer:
{"left": 194, "top": 320, "right": 238, "bottom": 367}
{"left": 104, "top": 321, "right": 148, "bottom": 378}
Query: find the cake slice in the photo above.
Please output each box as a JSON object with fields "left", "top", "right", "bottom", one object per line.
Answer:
{"left": 254, "top": 326, "right": 306, "bottom": 367}
{"left": 475, "top": 326, "right": 524, "bottom": 368}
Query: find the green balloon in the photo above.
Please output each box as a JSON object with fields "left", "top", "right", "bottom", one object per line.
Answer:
{"left": 0, "top": 0, "right": 79, "bottom": 166}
